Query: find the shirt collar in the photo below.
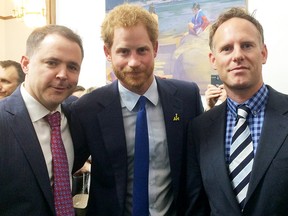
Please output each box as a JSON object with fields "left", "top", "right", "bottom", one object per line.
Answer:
{"left": 118, "top": 77, "right": 159, "bottom": 111}
{"left": 20, "top": 84, "right": 62, "bottom": 122}
{"left": 227, "top": 84, "right": 269, "bottom": 117}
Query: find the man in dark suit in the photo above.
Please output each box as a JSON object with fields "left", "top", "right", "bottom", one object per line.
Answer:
{"left": 186, "top": 7, "right": 288, "bottom": 216}
{"left": 71, "top": 4, "right": 203, "bottom": 216}
{"left": 0, "top": 25, "right": 83, "bottom": 215}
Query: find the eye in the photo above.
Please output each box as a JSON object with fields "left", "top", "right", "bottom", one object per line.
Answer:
{"left": 117, "top": 48, "right": 129, "bottom": 56}
{"left": 67, "top": 64, "right": 80, "bottom": 73}
{"left": 138, "top": 47, "right": 149, "bottom": 55}
{"left": 46, "top": 60, "right": 58, "bottom": 67}
{"left": 0, "top": 79, "right": 10, "bottom": 84}
{"left": 221, "top": 45, "right": 232, "bottom": 52}
{"left": 242, "top": 43, "right": 253, "bottom": 49}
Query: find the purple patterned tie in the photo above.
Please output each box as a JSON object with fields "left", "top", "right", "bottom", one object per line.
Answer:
{"left": 45, "top": 111, "right": 74, "bottom": 216}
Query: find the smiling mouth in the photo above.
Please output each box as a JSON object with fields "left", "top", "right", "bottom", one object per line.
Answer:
{"left": 53, "top": 86, "right": 67, "bottom": 91}
{"left": 229, "top": 66, "right": 248, "bottom": 72}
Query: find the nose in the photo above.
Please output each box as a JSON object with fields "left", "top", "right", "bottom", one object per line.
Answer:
{"left": 128, "top": 52, "right": 141, "bottom": 68}
{"left": 232, "top": 47, "right": 244, "bottom": 62}
{"left": 56, "top": 67, "right": 68, "bottom": 80}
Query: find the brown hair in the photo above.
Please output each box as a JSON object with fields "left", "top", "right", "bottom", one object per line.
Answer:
{"left": 26, "top": 24, "right": 84, "bottom": 59}
{"left": 0, "top": 60, "right": 25, "bottom": 84}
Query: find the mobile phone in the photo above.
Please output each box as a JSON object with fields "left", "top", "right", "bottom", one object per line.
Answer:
{"left": 211, "top": 75, "right": 223, "bottom": 86}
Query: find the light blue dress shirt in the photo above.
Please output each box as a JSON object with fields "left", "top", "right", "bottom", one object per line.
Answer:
{"left": 119, "top": 78, "right": 175, "bottom": 216}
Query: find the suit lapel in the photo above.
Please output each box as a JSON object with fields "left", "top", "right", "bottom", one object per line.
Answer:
{"left": 156, "top": 79, "right": 185, "bottom": 200}
{"left": 5, "top": 88, "right": 55, "bottom": 214}
{"left": 246, "top": 89, "right": 288, "bottom": 202}
{"left": 206, "top": 103, "right": 240, "bottom": 211}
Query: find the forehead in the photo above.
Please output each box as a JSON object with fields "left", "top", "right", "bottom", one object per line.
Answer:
{"left": 39, "top": 34, "right": 76, "bottom": 50}
{"left": 0, "top": 66, "right": 19, "bottom": 79}
{"left": 35, "top": 34, "right": 83, "bottom": 63}
{"left": 112, "top": 25, "right": 151, "bottom": 47}
{"left": 213, "top": 17, "right": 261, "bottom": 44}
{"left": 217, "top": 17, "right": 259, "bottom": 37}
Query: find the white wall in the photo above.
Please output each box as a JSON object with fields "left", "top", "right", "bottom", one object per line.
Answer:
{"left": 248, "top": 1, "right": 288, "bottom": 93}
{"left": 0, "top": 21, "right": 5, "bottom": 60}
{"left": 0, "top": 0, "right": 5, "bottom": 59}
{"left": 56, "top": 0, "right": 106, "bottom": 89}
{"left": 0, "top": 0, "right": 33, "bottom": 62}
{"left": 5, "top": 20, "right": 33, "bottom": 62}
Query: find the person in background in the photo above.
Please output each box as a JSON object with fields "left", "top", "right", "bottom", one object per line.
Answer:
{"left": 186, "top": 7, "right": 288, "bottom": 215}
{"left": 148, "top": 3, "right": 158, "bottom": 22}
{"left": 64, "top": 85, "right": 85, "bottom": 105}
{"left": 0, "top": 60, "right": 25, "bottom": 99}
{"left": 71, "top": 3, "right": 203, "bottom": 215}
{"left": 188, "top": 2, "right": 210, "bottom": 35}
{"left": 72, "top": 85, "right": 86, "bottom": 98}
{"left": 204, "top": 84, "right": 227, "bottom": 111}
{"left": 0, "top": 24, "right": 83, "bottom": 215}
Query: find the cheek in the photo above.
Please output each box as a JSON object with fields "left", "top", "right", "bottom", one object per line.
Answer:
{"left": 69, "top": 73, "right": 80, "bottom": 84}
{"left": 112, "top": 57, "right": 127, "bottom": 70}
{"left": 142, "top": 55, "right": 154, "bottom": 66}
{"left": 216, "top": 57, "right": 231, "bottom": 70}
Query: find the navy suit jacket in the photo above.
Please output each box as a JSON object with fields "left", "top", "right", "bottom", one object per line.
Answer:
{"left": 71, "top": 77, "right": 203, "bottom": 216}
{"left": 186, "top": 86, "right": 288, "bottom": 216}
{"left": 0, "top": 87, "right": 74, "bottom": 216}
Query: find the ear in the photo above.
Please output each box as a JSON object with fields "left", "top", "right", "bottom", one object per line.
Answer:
{"left": 261, "top": 44, "right": 268, "bottom": 65}
{"left": 104, "top": 45, "right": 112, "bottom": 62}
{"left": 20, "top": 56, "right": 30, "bottom": 74}
{"left": 209, "top": 52, "right": 217, "bottom": 70}
{"left": 154, "top": 41, "right": 158, "bottom": 58}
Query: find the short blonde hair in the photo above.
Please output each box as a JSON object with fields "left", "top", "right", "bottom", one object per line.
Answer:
{"left": 101, "top": 3, "right": 159, "bottom": 49}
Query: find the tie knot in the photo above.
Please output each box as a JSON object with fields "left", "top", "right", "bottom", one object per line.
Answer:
{"left": 45, "top": 111, "right": 61, "bottom": 127}
{"left": 138, "top": 96, "right": 147, "bottom": 110}
{"left": 237, "top": 105, "right": 250, "bottom": 119}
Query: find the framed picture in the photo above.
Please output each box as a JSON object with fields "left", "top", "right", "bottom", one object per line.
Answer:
{"left": 106, "top": 0, "right": 247, "bottom": 94}
{"left": 46, "top": 0, "right": 56, "bottom": 24}
{"left": 1, "top": 0, "right": 55, "bottom": 26}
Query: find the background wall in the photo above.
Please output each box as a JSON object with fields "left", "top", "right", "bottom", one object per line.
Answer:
{"left": 248, "top": 1, "right": 287, "bottom": 94}
{"left": 0, "top": 0, "right": 5, "bottom": 59}
{"left": 56, "top": 0, "right": 106, "bottom": 88}
{"left": 0, "top": 0, "right": 33, "bottom": 62}
{"left": 1, "top": 0, "right": 288, "bottom": 93}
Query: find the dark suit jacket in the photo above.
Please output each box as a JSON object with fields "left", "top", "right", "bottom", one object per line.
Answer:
{"left": 0, "top": 87, "right": 74, "bottom": 216}
{"left": 186, "top": 86, "right": 288, "bottom": 216}
{"left": 71, "top": 77, "right": 203, "bottom": 216}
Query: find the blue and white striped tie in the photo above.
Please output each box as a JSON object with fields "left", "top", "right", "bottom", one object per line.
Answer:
{"left": 229, "top": 105, "right": 254, "bottom": 209}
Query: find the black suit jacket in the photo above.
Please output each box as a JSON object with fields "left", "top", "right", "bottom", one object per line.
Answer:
{"left": 71, "top": 77, "right": 203, "bottom": 216}
{"left": 0, "top": 87, "right": 74, "bottom": 216}
{"left": 186, "top": 86, "right": 288, "bottom": 216}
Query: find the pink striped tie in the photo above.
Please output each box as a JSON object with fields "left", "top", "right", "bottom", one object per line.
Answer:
{"left": 45, "top": 111, "right": 74, "bottom": 215}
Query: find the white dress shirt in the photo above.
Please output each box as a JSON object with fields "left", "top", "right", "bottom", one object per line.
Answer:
{"left": 20, "top": 85, "right": 74, "bottom": 187}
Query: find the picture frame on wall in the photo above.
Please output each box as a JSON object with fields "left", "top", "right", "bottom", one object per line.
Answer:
{"left": 0, "top": 0, "right": 56, "bottom": 26}
{"left": 105, "top": 0, "right": 247, "bottom": 94}
{"left": 46, "top": 0, "right": 56, "bottom": 24}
